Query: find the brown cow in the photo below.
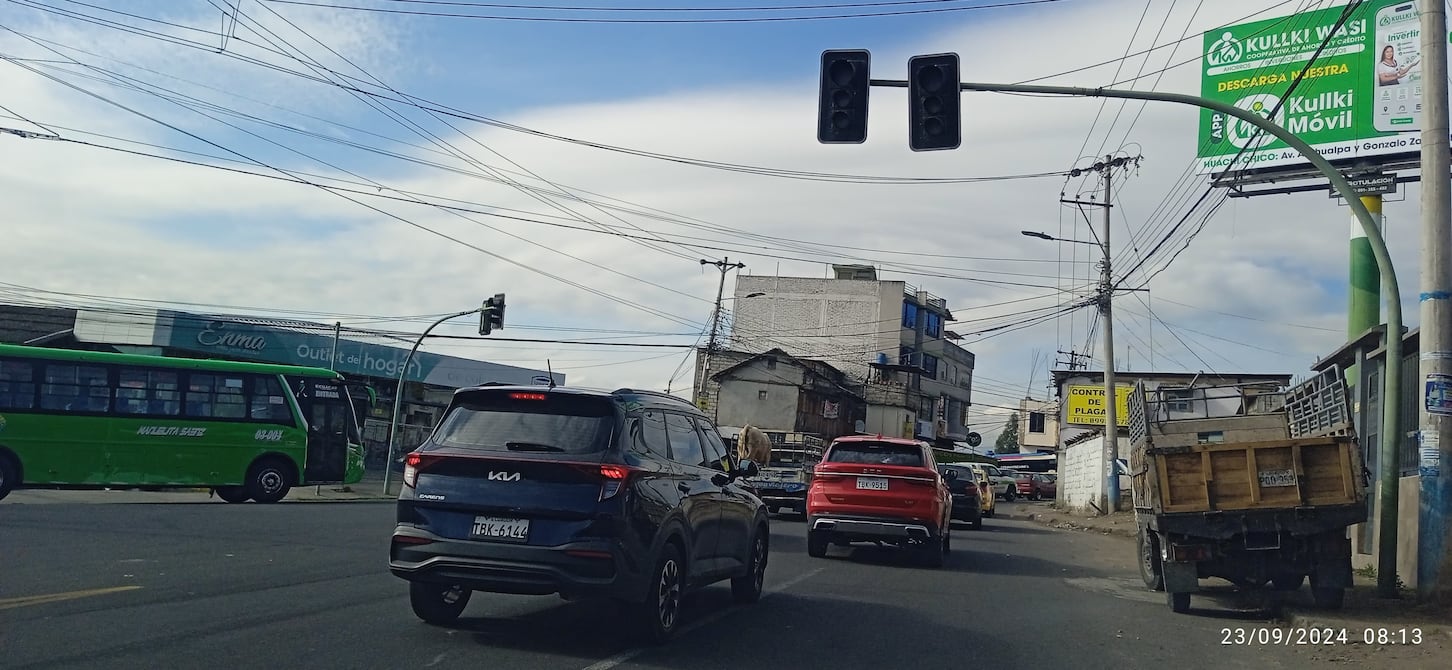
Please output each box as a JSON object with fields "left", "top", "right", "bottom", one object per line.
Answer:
{"left": 737, "top": 424, "right": 773, "bottom": 469}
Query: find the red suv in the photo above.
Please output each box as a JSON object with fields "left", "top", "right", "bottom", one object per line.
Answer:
{"left": 805, "top": 436, "right": 951, "bottom": 567}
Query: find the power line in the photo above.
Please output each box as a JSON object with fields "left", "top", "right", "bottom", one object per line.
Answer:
{"left": 351, "top": 0, "right": 1024, "bottom": 11}
{"left": 6, "top": 1, "right": 1070, "bottom": 186}
{"left": 0, "top": 45, "right": 711, "bottom": 332}
{"left": 261, "top": 0, "right": 1069, "bottom": 23}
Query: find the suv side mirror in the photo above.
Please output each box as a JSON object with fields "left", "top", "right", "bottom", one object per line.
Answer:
{"left": 737, "top": 460, "right": 760, "bottom": 479}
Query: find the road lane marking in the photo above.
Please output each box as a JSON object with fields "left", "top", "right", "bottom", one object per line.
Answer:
{"left": 0, "top": 586, "right": 143, "bottom": 611}
{"left": 581, "top": 567, "right": 825, "bottom": 670}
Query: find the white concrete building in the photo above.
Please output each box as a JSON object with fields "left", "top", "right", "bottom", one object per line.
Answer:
{"left": 716, "top": 265, "right": 975, "bottom": 443}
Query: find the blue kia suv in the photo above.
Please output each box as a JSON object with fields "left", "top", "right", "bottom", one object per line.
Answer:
{"left": 389, "top": 385, "right": 770, "bottom": 642}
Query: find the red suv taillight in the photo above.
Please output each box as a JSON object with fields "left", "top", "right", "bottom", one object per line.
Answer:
{"left": 403, "top": 452, "right": 423, "bottom": 488}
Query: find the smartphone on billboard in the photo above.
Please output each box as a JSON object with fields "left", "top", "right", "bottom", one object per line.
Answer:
{"left": 1372, "top": 1, "right": 1423, "bottom": 132}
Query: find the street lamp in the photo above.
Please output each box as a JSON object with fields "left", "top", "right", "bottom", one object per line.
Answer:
{"left": 1021, "top": 230, "right": 1101, "bottom": 249}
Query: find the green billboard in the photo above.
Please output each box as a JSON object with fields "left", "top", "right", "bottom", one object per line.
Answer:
{"left": 1196, "top": 0, "right": 1435, "bottom": 175}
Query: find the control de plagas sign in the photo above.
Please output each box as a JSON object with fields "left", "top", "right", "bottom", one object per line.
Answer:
{"left": 1064, "top": 385, "right": 1133, "bottom": 427}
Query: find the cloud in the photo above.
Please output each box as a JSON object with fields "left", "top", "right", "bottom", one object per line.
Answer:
{"left": 0, "top": 0, "right": 1424, "bottom": 414}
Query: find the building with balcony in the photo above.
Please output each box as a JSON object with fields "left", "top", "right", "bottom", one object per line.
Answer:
{"left": 716, "top": 264, "right": 974, "bottom": 444}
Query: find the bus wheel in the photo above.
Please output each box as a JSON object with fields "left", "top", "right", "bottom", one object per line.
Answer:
{"left": 245, "top": 458, "right": 293, "bottom": 504}
{"left": 215, "top": 486, "right": 250, "bottom": 504}
{"left": 0, "top": 454, "right": 17, "bottom": 501}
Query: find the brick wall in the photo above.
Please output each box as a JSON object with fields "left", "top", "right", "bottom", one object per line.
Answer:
{"left": 1061, "top": 437, "right": 1105, "bottom": 513}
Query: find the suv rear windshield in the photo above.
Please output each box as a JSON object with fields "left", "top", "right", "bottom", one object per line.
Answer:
{"left": 429, "top": 391, "right": 616, "bottom": 455}
{"left": 827, "top": 441, "right": 925, "bottom": 467}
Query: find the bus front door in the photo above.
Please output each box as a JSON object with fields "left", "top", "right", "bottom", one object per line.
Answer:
{"left": 293, "top": 380, "right": 352, "bottom": 483}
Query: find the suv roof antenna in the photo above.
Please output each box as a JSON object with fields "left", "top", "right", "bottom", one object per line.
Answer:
{"left": 545, "top": 359, "right": 557, "bottom": 389}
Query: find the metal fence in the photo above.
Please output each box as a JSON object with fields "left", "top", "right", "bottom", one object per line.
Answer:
{"left": 1284, "top": 365, "right": 1354, "bottom": 438}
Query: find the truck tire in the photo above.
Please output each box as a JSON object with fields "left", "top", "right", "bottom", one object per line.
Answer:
{"left": 1138, "top": 528, "right": 1164, "bottom": 591}
{"left": 1312, "top": 586, "right": 1345, "bottom": 609}
{"left": 1168, "top": 591, "right": 1191, "bottom": 613}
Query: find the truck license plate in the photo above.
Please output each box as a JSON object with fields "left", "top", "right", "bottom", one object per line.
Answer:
{"left": 1257, "top": 469, "right": 1297, "bottom": 488}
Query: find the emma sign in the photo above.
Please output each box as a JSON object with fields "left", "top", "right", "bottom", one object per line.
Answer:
{"left": 196, "top": 321, "right": 267, "bottom": 351}
{"left": 162, "top": 311, "right": 559, "bottom": 388}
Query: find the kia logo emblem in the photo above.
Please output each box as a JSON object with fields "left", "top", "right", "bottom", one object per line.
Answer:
{"left": 488, "top": 471, "right": 522, "bottom": 482}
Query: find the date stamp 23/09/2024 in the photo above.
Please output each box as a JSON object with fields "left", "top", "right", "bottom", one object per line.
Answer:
{"left": 1221, "top": 628, "right": 1424, "bottom": 646}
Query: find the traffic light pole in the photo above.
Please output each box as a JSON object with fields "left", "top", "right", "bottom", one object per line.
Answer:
{"left": 861, "top": 76, "right": 1405, "bottom": 596}
{"left": 382, "top": 307, "right": 484, "bottom": 496}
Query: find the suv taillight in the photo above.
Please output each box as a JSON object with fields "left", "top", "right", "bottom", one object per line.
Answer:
{"left": 598, "top": 464, "right": 637, "bottom": 501}
{"left": 403, "top": 452, "right": 422, "bottom": 488}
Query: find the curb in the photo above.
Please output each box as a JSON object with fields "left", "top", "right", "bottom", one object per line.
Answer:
{"left": 288, "top": 496, "right": 396, "bottom": 503}
{"left": 1010, "top": 511, "right": 1137, "bottom": 539}
{"left": 1283, "top": 610, "right": 1452, "bottom": 642}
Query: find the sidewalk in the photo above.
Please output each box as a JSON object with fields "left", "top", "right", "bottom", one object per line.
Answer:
{"left": 1005, "top": 499, "right": 1452, "bottom": 659}
{"left": 999, "top": 500, "right": 1137, "bottom": 539}
{"left": 1, "top": 473, "right": 397, "bottom": 505}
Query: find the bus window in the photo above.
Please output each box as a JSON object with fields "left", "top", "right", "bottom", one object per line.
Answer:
{"left": 40, "top": 364, "right": 109, "bottom": 413}
{"left": 249, "top": 375, "right": 295, "bottom": 424}
{"left": 0, "top": 359, "right": 36, "bottom": 409}
{"left": 186, "top": 373, "right": 246, "bottom": 419}
{"left": 116, "top": 368, "right": 181, "bottom": 417}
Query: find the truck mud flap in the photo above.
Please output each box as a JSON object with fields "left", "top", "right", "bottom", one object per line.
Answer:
{"left": 1163, "top": 560, "right": 1199, "bottom": 593}
{"left": 1312, "top": 533, "right": 1354, "bottom": 589}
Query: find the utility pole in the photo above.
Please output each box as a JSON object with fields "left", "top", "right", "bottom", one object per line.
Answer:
{"left": 1417, "top": 0, "right": 1452, "bottom": 604}
{"left": 1061, "top": 154, "right": 1140, "bottom": 514}
{"left": 697, "top": 257, "right": 745, "bottom": 415}
{"left": 1057, "top": 349, "right": 1089, "bottom": 370}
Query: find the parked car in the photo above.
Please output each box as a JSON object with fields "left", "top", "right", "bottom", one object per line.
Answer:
{"left": 806, "top": 436, "right": 952, "bottom": 567}
{"left": 967, "top": 462, "right": 1018, "bottom": 501}
{"left": 1032, "top": 473, "right": 1058, "bottom": 500}
{"left": 938, "top": 463, "right": 983, "bottom": 530}
{"left": 389, "top": 385, "right": 770, "bottom": 643}
{"left": 1115, "top": 458, "right": 1133, "bottom": 499}
{"left": 1013, "top": 471, "right": 1036, "bottom": 498}
{"left": 1015, "top": 472, "right": 1056, "bottom": 500}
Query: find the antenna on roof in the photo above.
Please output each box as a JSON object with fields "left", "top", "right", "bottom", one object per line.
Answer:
{"left": 545, "top": 359, "right": 557, "bottom": 389}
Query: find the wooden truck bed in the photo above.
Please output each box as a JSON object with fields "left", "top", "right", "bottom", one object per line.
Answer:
{"left": 1136, "top": 435, "right": 1364, "bottom": 515}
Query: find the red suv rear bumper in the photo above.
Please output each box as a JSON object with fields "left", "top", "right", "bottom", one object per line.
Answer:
{"left": 807, "top": 513, "right": 941, "bottom": 542}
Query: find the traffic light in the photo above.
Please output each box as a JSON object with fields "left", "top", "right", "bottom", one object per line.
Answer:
{"left": 908, "top": 53, "right": 961, "bottom": 151}
{"left": 479, "top": 293, "right": 505, "bottom": 335}
{"left": 817, "top": 49, "right": 871, "bottom": 144}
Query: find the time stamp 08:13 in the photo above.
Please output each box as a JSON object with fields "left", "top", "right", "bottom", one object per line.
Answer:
{"left": 1221, "top": 628, "right": 1424, "bottom": 646}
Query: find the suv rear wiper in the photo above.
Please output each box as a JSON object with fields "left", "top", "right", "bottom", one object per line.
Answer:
{"left": 505, "top": 441, "right": 566, "bottom": 452}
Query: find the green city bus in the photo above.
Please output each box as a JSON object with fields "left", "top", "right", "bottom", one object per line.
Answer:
{"left": 0, "top": 343, "right": 365, "bottom": 503}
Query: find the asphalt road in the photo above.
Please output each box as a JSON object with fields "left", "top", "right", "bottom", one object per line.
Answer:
{"left": 0, "top": 502, "right": 1408, "bottom": 669}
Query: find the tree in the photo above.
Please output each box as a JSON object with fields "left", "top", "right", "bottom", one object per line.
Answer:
{"left": 994, "top": 413, "right": 1021, "bottom": 454}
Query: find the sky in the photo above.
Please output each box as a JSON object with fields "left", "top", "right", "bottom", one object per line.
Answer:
{"left": 0, "top": 0, "right": 1433, "bottom": 444}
